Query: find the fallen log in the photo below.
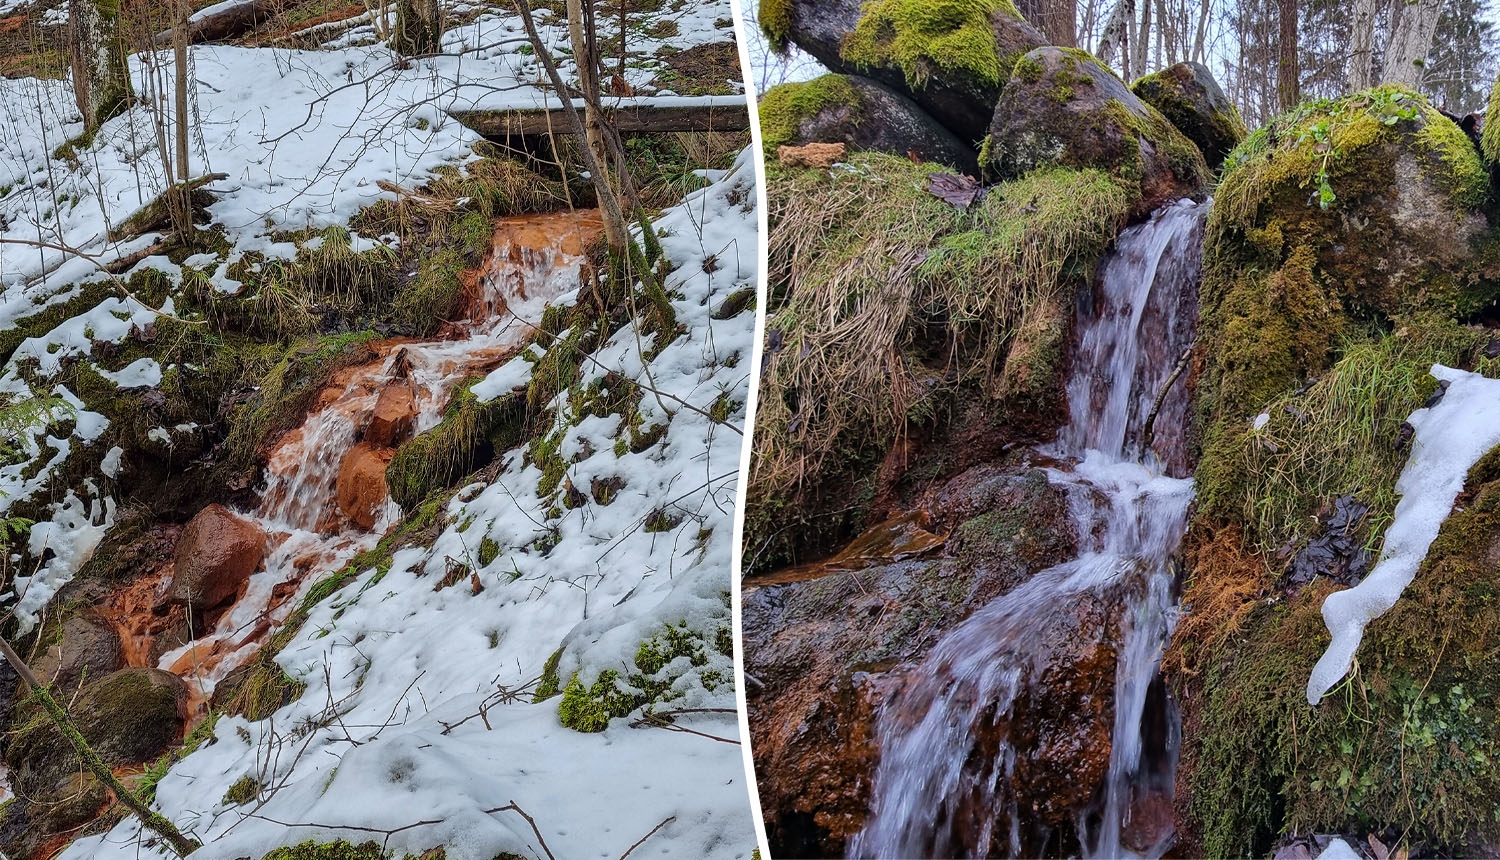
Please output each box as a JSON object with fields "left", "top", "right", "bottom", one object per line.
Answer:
{"left": 449, "top": 102, "right": 750, "bottom": 137}
{"left": 151, "top": 0, "right": 283, "bottom": 46}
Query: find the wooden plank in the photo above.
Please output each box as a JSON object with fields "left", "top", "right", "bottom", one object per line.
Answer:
{"left": 448, "top": 103, "right": 750, "bottom": 137}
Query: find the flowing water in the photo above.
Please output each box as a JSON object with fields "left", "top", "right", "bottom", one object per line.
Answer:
{"left": 848, "top": 199, "right": 1207, "bottom": 859}
{"left": 149, "top": 210, "right": 602, "bottom": 706}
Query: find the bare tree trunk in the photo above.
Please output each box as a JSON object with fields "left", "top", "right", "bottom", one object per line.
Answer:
{"left": 566, "top": 0, "right": 609, "bottom": 194}
{"left": 1098, "top": 0, "right": 1135, "bottom": 80}
{"left": 1191, "top": 0, "right": 1210, "bottom": 63}
{"left": 1383, "top": 0, "right": 1444, "bottom": 88}
{"left": 392, "top": 0, "right": 441, "bottom": 55}
{"left": 1277, "top": 0, "right": 1299, "bottom": 110}
{"left": 1132, "top": 0, "right": 1151, "bottom": 77}
{"left": 0, "top": 635, "right": 199, "bottom": 856}
{"left": 1346, "top": 0, "right": 1379, "bottom": 91}
{"left": 68, "top": 0, "right": 133, "bottom": 132}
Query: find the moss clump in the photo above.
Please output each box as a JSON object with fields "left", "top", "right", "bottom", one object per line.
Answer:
{"left": 261, "top": 841, "right": 385, "bottom": 860}
{"left": 219, "top": 654, "right": 307, "bottom": 722}
{"left": 1484, "top": 68, "right": 1500, "bottom": 165}
{"left": 843, "top": 0, "right": 1021, "bottom": 91}
{"left": 749, "top": 154, "right": 1129, "bottom": 571}
{"left": 756, "top": 75, "right": 862, "bottom": 155}
{"left": 557, "top": 669, "right": 642, "bottom": 732}
{"left": 534, "top": 646, "right": 565, "bottom": 701}
{"left": 477, "top": 537, "right": 500, "bottom": 566}
{"left": 222, "top": 775, "right": 260, "bottom": 806}
{"left": 759, "top": 0, "right": 794, "bottom": 52}
{"left": 386, "top": 383, "right": 525, "bottom": 510}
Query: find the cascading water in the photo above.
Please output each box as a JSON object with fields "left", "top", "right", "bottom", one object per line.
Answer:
{"left": 154, "top": 210, "right": 601, "bottom": 701}
{"left": 848, "top": 199, "right": 1207, "bottom": 859}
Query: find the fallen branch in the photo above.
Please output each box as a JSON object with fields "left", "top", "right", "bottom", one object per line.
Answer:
{"left": 0, "top": 237, "right": 203, "bottom": 326}
{"left": 628, "top": 710, "right": 740, "bottom": 745}
{"left": 619, "top": 815, "right": 675, "bottom": 860}
{"left": 1141, "top": 342, "right": 1195, "bottom": 451}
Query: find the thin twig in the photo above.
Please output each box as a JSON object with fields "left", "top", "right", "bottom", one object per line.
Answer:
{"left": 618, "top": 815, "right": 675, "bottom": 860}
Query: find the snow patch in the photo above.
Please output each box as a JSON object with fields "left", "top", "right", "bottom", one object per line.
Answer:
{"left": 1307, "top": 366, "right": 1500, "bottom": 703}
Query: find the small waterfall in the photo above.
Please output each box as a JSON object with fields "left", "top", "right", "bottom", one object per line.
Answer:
{"left": 154, "top": 211, "right": 601, "bottom": 694}
{"left": 848, "top": 199, "right": 1207, "bottom": 859}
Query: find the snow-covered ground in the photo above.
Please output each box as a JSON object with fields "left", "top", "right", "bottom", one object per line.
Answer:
{"left": 0, "top": 0, "right": 742, "bottom": 626}
{"left": 56, "top": 147, "right": 759, "bottom": 860}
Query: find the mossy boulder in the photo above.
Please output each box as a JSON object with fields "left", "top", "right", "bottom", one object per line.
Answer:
{"left": 759, "top": 0, "right": 1045, "bottom": 142}
{"left": 1193, "top": 87, "right": 1496, "bottom": 523}
{"left": 759, "top": 74, "right": 980, "bottom": 175}
{"left": 1130, "top": 61, "right": 1247, "bottom": 169}
{"left": 987, "top": 47, "right": 1209, "bottom": 220}
{"left": 8, "top": 667, "right": 186, "bottom": 801}
{"left": 0, "top": 773, "right": 109, "bottom": 860}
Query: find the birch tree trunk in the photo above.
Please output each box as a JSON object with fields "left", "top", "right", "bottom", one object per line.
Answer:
{"left": 1383, "top": 0, "right": 1445, "bottom": 88}
{"left": 1346, "top": 0, "right": 1379, "bottom": 91}
{"left": 68, "top": 0, "right": 133, "bottom": 132}
{"left": 1132, "top": 0, "right": 1151, "bottom": 77}
{"left": 392, "top": 0, "right": 441, "bottom": 55}
{"left": 1097, "top": 0, "right": 1135, "bottom": 80}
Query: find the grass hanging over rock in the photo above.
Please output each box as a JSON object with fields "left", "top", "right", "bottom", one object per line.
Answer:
{"left": 386, "top": 383, "right": 526, "bottom": 511}
{"left": 748, "top": 154, "right": 1130, "bottom": 572}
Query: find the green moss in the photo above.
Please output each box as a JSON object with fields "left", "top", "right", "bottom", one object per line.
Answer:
{"left": 1130, "top": 65, "right": 1248, "bottom": 168}
{"left": 387, "top": 384, "right": 525, "bottom": 510}
{"left": 1415, "top": 114, "right": 1489, "bottom": 210}
{"left": 222, "top": 775, "right": 260, "bottom": 806}
{"left": 1484, "top": 68, "right": 1500, "bottom": 165}
{"left": 557, "top": 669, "right": 642, "bottom": 732}
{"left": 843, "top": 0, "right": 1021, "bottom": 90}
{"left": 759, "top": 0, "right": 794, "bottom": 52}
{"left": 534, "top": 646, "right": 565, "bottom": 701}
{"left": 757, "top": 74, "right": 865, "bottom": 155}
{"left": 261, "top": 841, "right": 386, "bottom": 860}
{"left": 477, "top": 537, "right": 500, "bottom": 566}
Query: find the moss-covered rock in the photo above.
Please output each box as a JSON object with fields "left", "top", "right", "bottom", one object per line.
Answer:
{"left": 1130, "top": 61, "right": 1247, "bottom": 169}
{"left": 0, "top": 773, "right": 109, "bottom": 860}
{"left": 1193, "top": 87, "right": 1495, "bottom": 524}
{"left": 987, "top": 47, "right": 1209, "bottom": 220}
{"left": 9, "top": 667, "right": 185, "bottom": 801}
{"left": 759, "top": 0, "right": 1044, "bottom": 142}
{"left": 1173, "top": 87, "right": 1500, "bottom": 859}
{"left": 758, "top": 73, "right": 979, "bottom": 174}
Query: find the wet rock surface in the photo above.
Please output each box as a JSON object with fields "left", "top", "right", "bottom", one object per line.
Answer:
{"left": 166, "top": 503, "right": 267, "bottom": 613}
{"left": 336, "top": 441, "right": 395, "bottom": 529}
{"left": 367, "top": 378, "right": 418, "bottom": 448}
{"left": 744, "top": 463, "right": 1081, "bottom": 856}
{"left": 988, "top": 47, "right": 1209, "bottom": 220}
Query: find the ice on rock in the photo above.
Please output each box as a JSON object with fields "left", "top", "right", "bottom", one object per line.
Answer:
{"left": 1307, "top": 365, "right": 1500, "bottom": 704}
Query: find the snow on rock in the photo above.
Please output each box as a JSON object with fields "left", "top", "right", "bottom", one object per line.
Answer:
{"left": 95, "top": 357, "right": 162, "bottom": 388}
{"left": 59, "top": 152, "right": 759, "bottom": 860}
{"left": 1316, "top": 838, "right": 1363, "bottom": 860}
{"left": 1307, "top": 365, "right": 1500, "bottom": 704}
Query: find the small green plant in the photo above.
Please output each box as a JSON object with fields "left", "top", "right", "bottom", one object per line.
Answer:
{"left": 222, "top": 775, "right": 260, "bottom": 806}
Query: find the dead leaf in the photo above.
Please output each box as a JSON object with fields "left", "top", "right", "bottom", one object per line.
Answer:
{"left": 925, "top": 172, "right": 982, "bottom": 208}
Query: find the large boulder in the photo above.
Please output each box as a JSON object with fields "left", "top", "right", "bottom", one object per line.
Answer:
{"left": 337, "top": 442, "right": 393, "bottom": 529}
{"left": 987, "top": 47, "right": 1209, "bottom": 219}
{"left": 8, "top": 667, "right": 187, "bottom": 802}
{"left": 759, "top": 74, "right": 980, "bottom": 175}
{"left": 759, "top": 0, "right": 1046, "bottom": 142}
{"left": 0, "top": 774, "right": 109, "bottom": 860}
{"left": 167, "top": 503, "right": 266, "bottom": 612}
{"left": 1130, "top": 61, "right": 1247, "bottom": 169}
{"left": 52, "top": 612, "right": 124, "bottom": 695}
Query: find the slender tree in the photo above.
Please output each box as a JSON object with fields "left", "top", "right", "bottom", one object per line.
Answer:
{"left": 1346, "top": 0, "right": 1379, "bottom": 91}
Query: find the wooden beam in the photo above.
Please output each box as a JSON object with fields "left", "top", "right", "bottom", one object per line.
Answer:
{"left": 448, "top": 103, "right": 750, "bottom": 137}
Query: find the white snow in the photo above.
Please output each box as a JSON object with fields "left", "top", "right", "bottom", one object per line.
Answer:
{"left": 1252, "top": 411, "right": 1270, "bottom": 431}
{"left": 1316, "top": 838, "right": 1363, "bottom": 860}
{"left": 1307, "top": 366, "right": 1500, "bottom": 703}
{"left": 59, "top": 150, "right": 760, "bottom": 860}
{"left": 94, "top": 356, "right": 162, "bottom": 388}
{"left": 99, "top": 445, "right": 123, "bottom": 479}
{"left": 11, "top": 488, "right": 116, "bottom": 630}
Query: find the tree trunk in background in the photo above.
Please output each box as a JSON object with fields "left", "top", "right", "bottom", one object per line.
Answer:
{"left": 1277, "top": 0, "right": 1299, "bottom": 110}
{"left": 1383, "top": 0, "right": 1445, "bottom": 88}
{"left": 1132, "top": 0, "right": 1151, "bottom": 78}
{"left": 392, "top": 0, "right": 441, "bottom": 55}
{"left": 68, "top": 0, "right": 133, "bottom": 132}
{"left": 1347, "top": 0, "right": 1378, "bottom": 91}
{"left": 1017, "top": 0, "right": 1076, "bottom": 47}
{"left": 1098, "top": 0, "right": 1135, "bottom": 80}
{"left": 565, "top": 0, "right": 609, "bottom": 193}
